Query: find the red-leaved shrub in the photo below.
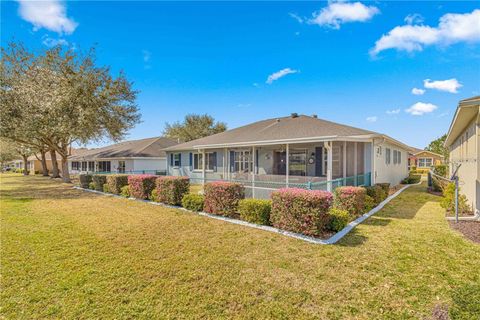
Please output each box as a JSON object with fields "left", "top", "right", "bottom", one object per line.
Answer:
{"left": 155, "top": 176, "right": 190, "bottom": 205}
{"left": 333, "top": 186, "right": 366, "bottom": 216}
{"left": 270, "top": 188, "right": 333, "bottom": 237}
{"left": 203, "top": 182, "right": 244, "bottom": 217}
{"left": 128, "top": 175, "right": 157, "bottom": 199}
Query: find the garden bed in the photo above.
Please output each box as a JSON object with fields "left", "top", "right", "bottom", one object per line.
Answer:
{"left": 449, "top": 221, "right": 480, "bottom": 243}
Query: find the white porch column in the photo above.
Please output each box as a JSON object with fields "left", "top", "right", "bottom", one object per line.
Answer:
{"left": 286, "top": 144, "right": 290, "bottom": 188}
{"left": 343, "top": 141, "right": 347, "bottom": 182}
{"left": 354, "top": 142, "right": 358, "bottom": 185}
{"left": 252, "top": 146, "right": 256, "bottom": 198}
{"left": 202, "top": 149, "right": 206, "bottom": 186}
{"left": 324, "top": 141, "right": 333, "bottom": 192}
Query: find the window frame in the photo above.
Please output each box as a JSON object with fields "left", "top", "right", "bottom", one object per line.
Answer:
{"left": 385, "top": 148, "right": 391, "bottom": 165}
{"left": 173, "top": 153, "right": 181, "bottom": 167}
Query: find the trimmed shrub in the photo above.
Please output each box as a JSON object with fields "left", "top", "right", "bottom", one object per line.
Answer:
{"left": 375, "top": 183, "right": 390, "bottom": 195}
{"left": 364, "top": 185, "right": 386, "bottom": 205}
{"left": 328, "top": 208, "right": 350, "bottom": 232}
{"left": 238, "top": 199, "right": 271, "bottom": 225}
{"left": 103, "top": 184, "right": 110, "bottom": 193}
{"left": 128, "top": 175, "right": 157, "bottom": 199}
{"left": 88, "top": 182, "right": 95, "bottom": 190}
{"left": 120, "top": 185, "right": 130, "bottom": 198}
{"left": 333, "top": 186, "right": 366, "bottom": 217}
{"left": 433, "top": 165, "right": 448, "bottom": 178}
{"left": 106, "top": 175, "right": 129, "bottom": 195}
{"left": 182, "top": 194, "right": 205, "bottom": 212}
{"left": 364, "top": 195, "right": 375, "bottom": 212}
{"left": 203, "top": 182, "right": 244, "bottom": 217}
{"left": 92, "top": 174, "right": 107, "bottom": 191}
{"left": 79, "top": 173, "right": 93, "bottom": 189}
{"left": 440, "top": 183, "right": 471, "bottom": 214}
{"left": 401, "top": 174, "right": 421, "bottom": 185}
{"left": 155, "top": 176, "right": 190, "bottom": 205}
{"left": 270, "top": 188, "right": 333, "bottom": 237}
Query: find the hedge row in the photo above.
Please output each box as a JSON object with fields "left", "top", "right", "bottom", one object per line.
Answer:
{"left": 78, "top": 174, "right": 391, "bottom": 238}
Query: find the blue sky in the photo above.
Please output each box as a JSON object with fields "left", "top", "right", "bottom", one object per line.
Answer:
{"left": 2, "top": 1, "right": 479, "bottom": 149}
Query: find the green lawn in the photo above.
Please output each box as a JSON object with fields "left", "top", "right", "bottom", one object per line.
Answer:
{"left": 1, "top": 174, "right": 479, "bottom": 319}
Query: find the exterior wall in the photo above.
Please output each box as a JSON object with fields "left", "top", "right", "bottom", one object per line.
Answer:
{"left": 67, "top": 158, "right": 162, "bottom": 174}
{"left": 167, "top": 149, "right": 226, "bottom": 183}
{"left": 408, "top": 151, "right": 444, "bottom": 171}
{"left": 29, "top": 159, "right": 63, "bottom": 174}
{"left": 132, "top": 159, "right": 165, "bottom": 171}
{"left": 448, "top": 118, "right": 479, "bottom": 213}
{"left": 373, "top": 139, "right": 409, "bottom": 186}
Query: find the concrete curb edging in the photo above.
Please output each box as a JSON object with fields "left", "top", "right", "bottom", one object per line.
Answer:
{"left": 73, "top": 183, "right": 416, "bottom": 245}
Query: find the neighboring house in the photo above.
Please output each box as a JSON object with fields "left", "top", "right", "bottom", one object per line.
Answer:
{"left": 8, "top": 149, "right": 86, "bottom": 174}
{"left": 408, "top": 148, "right": 444, "bottom": 172}
{"left": 68, "top": 137, "right": 178, "bottom": 174}
{"left": 164, "top": 114, "right": 410, "bottom": 198}
{"left": 445, "top": 96, "right": 480, "bottom": 215}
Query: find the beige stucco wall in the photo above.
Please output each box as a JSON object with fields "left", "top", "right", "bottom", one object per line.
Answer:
{"left": 449, "top": 118, "right": 479, "bottom": 213}
{"left": 373, "top": 139, "right": 409, "bottom": 186}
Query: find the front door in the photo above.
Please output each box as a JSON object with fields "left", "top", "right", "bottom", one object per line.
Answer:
{"left": 273, "top": 151, "right": 286, "bottom": 175}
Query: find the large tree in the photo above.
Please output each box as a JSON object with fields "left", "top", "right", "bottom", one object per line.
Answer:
{"left": 164, "top": 114, "right": 226, "bottom": 142}
{"left": 0, "top": 42, "right": 141, "bottom": 182}
{"left": 0, "top": 138, "right": 33, "bottom": 175}
{"left": 425, "top": 134, "right": 449, "bottom": 161}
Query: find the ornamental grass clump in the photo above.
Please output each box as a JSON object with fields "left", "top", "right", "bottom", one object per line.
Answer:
{"left": 333, "top": 186, "right": 366, "bottom": 217}
{"left": 203, "top": 182, "right": 244, "bottom": 217}
{"left": 270, "top": 188, "right": 333, "bottom": 237}
{"left": 181, "top": 194, "right": 205, "bottom": 212}
{"left": 92, "top": 174, "right": 107, "bottom": 192}
{"left": 106, "top": 175, "right": 129, "bottom": 195}
{"left": 79, "top": 173, "right": 92, "bottom": 189}
{"left": 155, "top": 176, "right": 190, "bottom": 205}
{"left": 238, "top": 199, "right": 271, "bottom": 225}
{"left": 128, "top": 175, "right": 157, "bottom": 199}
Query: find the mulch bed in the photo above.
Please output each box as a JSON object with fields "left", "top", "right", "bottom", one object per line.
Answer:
{"left": 449, "top": 221, "right": 480, "bottom": 243}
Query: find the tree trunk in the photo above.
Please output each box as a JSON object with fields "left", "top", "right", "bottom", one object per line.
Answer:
{"left": 40, "top": 150, "right": 48, "bottom": 176}
{"left": 50, "top": 149, "right": 60, "bottom": 178}
{"left": 22, "top": 155, "right": 29, "bottom": 175}
{"left": 61, "top": 155, "right": 71, "bottom": 183}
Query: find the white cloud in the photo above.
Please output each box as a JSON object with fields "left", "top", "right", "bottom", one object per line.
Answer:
{"left": 411, "top": 87, "right": 425, "bottom": 95}
{"left": 142, "top": 50, "right": 151, "bottom": 62}
{"left": 405, "top": 102, "right": 438, "bottom": 116}
{"left": 371, "top": 9, "right": 480, "bottom": 55}
{"left": 404, "top": 13, "right": 424, "bottom": 25}
{"left": 386, "top": 109, "right": 400, "bottom": 115}
{"left": 366, "top": 116, "right": 378, "bottom": 122}
{"left": 16, "top": 0, "right": 77, "bottom": 34}
{"left": 309, "top": 1, "right": 379, "bottom": 29}
{"left": 424, "top": 78, "right": 462, "bottom": 93}
{"left": 289, "top": 12, "right": 304, "bottom": 24}
{"left": 237, "top": 103, "right": 252, "bottom": 108}
{"left": 266, "top": 68, "right": 298, "bottom": 84}
{"left": 41, "top": 36, "right": 68, "bottom": 47}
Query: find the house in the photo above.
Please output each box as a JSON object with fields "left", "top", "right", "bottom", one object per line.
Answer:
{"left": 408, "top": 147, "right": 444, "bottom": 172}
{"left": 444, "top": 96, "right": 479, "bottom": 215}
{"left": 26, "top": 149, "right": 88, "bottom": 174}
{"left": 68, "top": 136, "right": 178, "bottom": 174}
{"left": 164, "top": 114, "right": 410, "bottom": 198}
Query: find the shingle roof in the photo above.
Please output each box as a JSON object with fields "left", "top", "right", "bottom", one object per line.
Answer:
{"left": 69, "top": 137, "right": 178, "bottom": 160}
{"left": 165, "top": 114, "right": 392, "bottom": 151}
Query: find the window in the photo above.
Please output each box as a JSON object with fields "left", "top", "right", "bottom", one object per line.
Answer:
{"left": 81, "top": 161, "right": 87, "bottom": 171}
{"left": 173, "top": 153, "right": 181, "bottom": 167}
{"left": 72, "top": 161, "right": 80, "bottom": 170}
{"left": 398, "top": 151, "right": 401, "bottom": 164}
{"left": 118, "top": 161, "right": 126, "bottom": 173}
{"left": 98, "top": 161, "right": 111, "bottom": 172}
{"left": 385, "top": 148, "right": 391, "bottom": 165}
{"left": 418, "top": 158, "right": 433, "bottom": 168}
{"left": 234, "top": 150, "right": 252, "bottom": 173}
{"left": 289, "top": 149, "right": 307, "bottom": 176}
{"left": 332, "top": 146, "right": 341, "bottom": 177}
{"left": 193, "top": 152, "right": 215, "bottom": 171}
{"left": 88, "top": 161, "right": 95, "bottom": 172}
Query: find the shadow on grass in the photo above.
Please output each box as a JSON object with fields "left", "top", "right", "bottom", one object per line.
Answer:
{"left": 449, "top": 281, "right": 480, "bottom": 319}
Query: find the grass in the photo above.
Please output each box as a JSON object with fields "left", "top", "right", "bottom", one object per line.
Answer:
{"left": 1, "top": 174, "right": 479, "bottom": 319}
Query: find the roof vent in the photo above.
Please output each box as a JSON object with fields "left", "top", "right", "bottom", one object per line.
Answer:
{"left": 291, "top": 113, "right": 299, "bottom": 118}
{"left": 312, "top": 114, "right": 318, "bottom": 118}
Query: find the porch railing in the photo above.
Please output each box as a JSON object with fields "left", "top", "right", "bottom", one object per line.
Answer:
{"left": 72, "top": 170, "right": 167, "bottom": 176}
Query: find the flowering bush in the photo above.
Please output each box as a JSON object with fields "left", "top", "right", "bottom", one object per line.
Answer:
{"left": 120, "top": 185, "right": 130, "bottom": 198}
{"left": 270, "top": 188, "right": 333, "bottom": 237}
{"left": 155, "top": 176, "right": 190, "bottom": 205}
{"left": 364, "top": 195, "right": 375, "bottom": 212}
{"left": 182, "top": 194, "right": 205, "bottom": 212}
{"left": 238, "top": 199, "right": 271, "bottom": 225}
{"left": 92, "top": 174, "right": 107, "bottom": 192}
{"left": 328, "top": 208, "right": 350, "bottom": 232}
{"left": 128, "top": 175, "right": 157, "bottom": 199}
{"left": 203, "top": 182, "right": 244, "bottom": 217}
{"left": 106, "top": 175, "right": 129, "bottom": 195}
{"left": 333, "top": 186, "right": 366, "bottom": 216}
{"left": 79, "top": 173, "right": 93, "bottom": 189}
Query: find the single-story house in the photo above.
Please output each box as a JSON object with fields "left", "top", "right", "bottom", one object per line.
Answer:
{"left": 8, "top": 148, "right": 87, "bottom": 174}
{"left": 68, "top": 136, "right": 178, "bottom": 174}
{"left": 408, "top": 148, "right": 444, "bottom": 172}
{"left": 445, "top": 96, "right": 479, "bottom": 215}
{"left": 164, "top": 114, "right": 410, "bottom": 198}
